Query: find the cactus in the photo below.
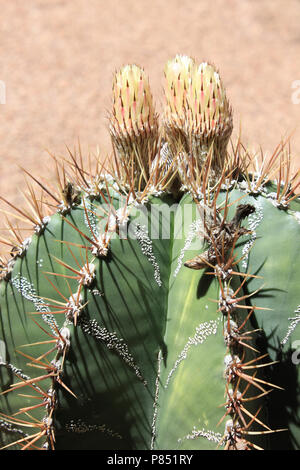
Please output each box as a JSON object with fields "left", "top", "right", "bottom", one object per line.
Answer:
{"left": 0, "top": 56, "right": 300, "bottom": 451}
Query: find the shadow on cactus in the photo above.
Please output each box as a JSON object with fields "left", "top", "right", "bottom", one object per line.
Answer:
{"left": 0, "top": 55, "right": 300, "bottom": 450}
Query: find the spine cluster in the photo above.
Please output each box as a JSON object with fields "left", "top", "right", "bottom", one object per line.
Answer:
{"left": 191, "top": 200, "right": 285, "bottom": 450}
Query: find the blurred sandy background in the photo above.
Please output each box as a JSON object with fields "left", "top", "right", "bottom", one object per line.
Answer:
{"left": 1, "top": 0, "right": 300, "bottom": 211}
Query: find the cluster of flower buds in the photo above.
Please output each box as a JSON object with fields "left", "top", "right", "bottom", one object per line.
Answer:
{"left": 109, "top": 56, "right": 233, "bottom": 190}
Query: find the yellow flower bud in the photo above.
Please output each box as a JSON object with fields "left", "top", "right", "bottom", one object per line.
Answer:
{"left": 163, "top": 57, "right": 233, "bottom": 177}
{"left": 110, "top": 65, "right": 158, "bottom": 186}
{"left": 187, "top": 62, "right": 232, "bottom": 142}
{"left": 164, "top": 55, "right": 195, "bottom": 126}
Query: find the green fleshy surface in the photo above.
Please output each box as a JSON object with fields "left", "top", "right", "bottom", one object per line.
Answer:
{"left": 0, "top": 195, "right": 171, "bottom": 450}
{"left": 1, "top": 187, "right": 300, "bottom": 450}
{"left": 228, "top": 189, "right": 300, "bottom": 450}
{"left": 154, "top": 194, "right": 269, "bottom": 450}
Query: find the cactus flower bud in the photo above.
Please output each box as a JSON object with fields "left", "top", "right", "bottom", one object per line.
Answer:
{"left": 164, "top": 55, "right": 195, "bottom": 128}
{"left": 163, "top": 56, "right": 233, "bottom": 177}
{"left": 110, "top": 64, "right": 159, "bottom": 186}
{"left": 187, "top": 62, "right": 233, "bottom": 157}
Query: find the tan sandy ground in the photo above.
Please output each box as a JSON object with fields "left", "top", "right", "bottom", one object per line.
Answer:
{"left": 0, "top": 0, "right": 300, "bottom": 245}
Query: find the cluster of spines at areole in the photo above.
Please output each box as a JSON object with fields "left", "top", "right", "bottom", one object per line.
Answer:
{"left": 0, "top": 54, "right": 299, "bottom": 450}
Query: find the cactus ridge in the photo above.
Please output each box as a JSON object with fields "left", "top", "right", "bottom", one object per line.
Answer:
{"left": 0, "top": 57, "right": 300, "bottom": 450}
